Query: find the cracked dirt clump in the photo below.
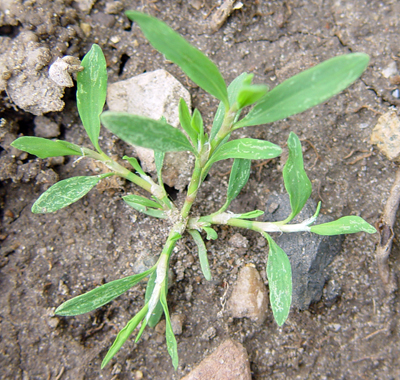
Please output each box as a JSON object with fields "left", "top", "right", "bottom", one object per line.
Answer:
{"left": 0, "top": 31, "right": 66, "bottom": 115}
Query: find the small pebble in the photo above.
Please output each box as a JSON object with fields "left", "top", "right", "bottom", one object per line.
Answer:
{"left": 392, "top": 89, "right": 400, "bottom": 99}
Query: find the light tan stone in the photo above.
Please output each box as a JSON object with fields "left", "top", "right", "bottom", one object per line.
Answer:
{"left": 227, "top": 264, "right": 268, "bottom": 324}
{"left": 181, "top": 339, "right": 251, "bottom": 380}
{"left": 371, "top": 111, "right": 400, "bottom": 161}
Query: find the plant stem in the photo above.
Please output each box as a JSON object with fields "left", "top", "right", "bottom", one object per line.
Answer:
{"left": 196, "top": 213, "right": 312, "bottom": 233}
{"left": 81, "top": 147, "right": 176, "bottom": 211}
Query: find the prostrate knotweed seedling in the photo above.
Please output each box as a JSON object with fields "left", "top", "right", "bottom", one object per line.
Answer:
{"left": 11, "top": 11, "right": 376, "bottom": 369}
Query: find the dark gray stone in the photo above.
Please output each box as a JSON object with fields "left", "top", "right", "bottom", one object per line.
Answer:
{"left": 264, "top": 194, "right": 343, "bottom": 310}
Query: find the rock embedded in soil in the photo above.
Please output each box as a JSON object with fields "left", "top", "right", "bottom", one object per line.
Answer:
{"left": 0, "top": 32, "right": 65, "bottom": 115}
{"left": 34, "top": 116, "right": 60, "bottom": 138}
{"left": 264, "top": 194, "right": 343, "bottom": 310}
{"left": 227, "top": 264, "right": 269, "bottom": 324}
{"left": 370, "top": 111, "right": 400, "bottom": 161}
{"left": 107, "top": 69, "right": 193, "bottom": 190}
{"left": 181, "top": 339, "right": 251, "bottom": 380}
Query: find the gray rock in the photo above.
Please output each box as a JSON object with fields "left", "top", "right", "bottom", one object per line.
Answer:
{"left": 0, "top": 32, "right": 65, "bottom": 115}
{"left": 181, "top": 339, "right": 251, "bottom": 380}
{"left": 34, "top": 116, "right": 60, "bottom": 138}
{"left": 264, "top": 194, "right": 343, "bottom": 310}
{"left": 107, "top": 69, "right": 193, "bottom": 190}
{"left": 170, "top": 313, "right": 185, "bottom": 335}
{"left": 227, "top": 264, "right": 268, "bottom": 324}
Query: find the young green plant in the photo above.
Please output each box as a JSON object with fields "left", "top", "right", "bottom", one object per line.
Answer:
{"left": 11, "top": 11, "right": 376, "bottom": 370}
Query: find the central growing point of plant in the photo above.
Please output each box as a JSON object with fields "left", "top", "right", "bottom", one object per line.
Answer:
{"left": 11, "top": 11, "right": 376, "bottom": 369}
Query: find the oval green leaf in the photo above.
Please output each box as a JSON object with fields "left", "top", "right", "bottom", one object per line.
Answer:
{"left": 310, "top": 216, "right": 377, "bottom": 236}
{"left": 226, "top": 158, "right": 251, "bottom": 204}
{"left": 55, "top": 268, "right": 155, "bottom": 316}
{"left": 189, "top": 230, "right": 211, "bottom": 281}
{"left": 32, "top": 176, "right": 102, "bottom": 214}
{"left": 77, "top": 44, "right": 107, "bottom": 152}
{"left": 265, "top": 234, "right": 292, "bottom": 326}
{"left": 282, "top": 132, "right": 312, "bottom": 222}
{"left": 235, "top": 53, "right": 370, "bottom": 128}
{"left": 101, "top": 112, "right": 194, "bottom": 153}
{"left": 101, "top": 304, "right": 148, "bottom": 369}
{"left": 209, "top": 138, "right": 282, "bottom": 165}
{"left": 11, "top": 137, "right": 82, "bottom": 158}
{"left": 126, "top": 11, "right": 228, "bottom": 107}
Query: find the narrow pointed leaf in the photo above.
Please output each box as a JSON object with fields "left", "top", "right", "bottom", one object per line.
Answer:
{"left": 11, "top": 137, "right": 82, "bottom": 158}
{"left": 282, "top": 132, "right": 312, "bottom": 222}
{"left": 235, "top": 210, "right": 265, "bottom": 219}
{"left": 77, "top": 44, "right": 107, "bottom": 151}
{"left": 310, "top": 216, "right": 377, "bottom": 235}
{"left": 135, "top": 318, "right": 148, "bottom": 343}
{"left": 211, "top": 72, "right": 250, "bottom": 140}
{"left": 101, "top": 112, "right": 194, "bottom": 153}
{"left": 123, "top": 194, "right": 162, "bottom": 209}
{"left": 208, "top": 138, "right": 282, "bottom": 166}
{"left": 55, "top": 267, "right": 155, "bottom": 316}
{"left": 235, "top": 53, "right": 370, "bottom": 128}
{"left": 191, "top": 108, "right": 203, "bottom": 136}
{"left": 126, "top": 11, "right": 228, "bottom": 107}
{"left": 123, "top": 156, "right": 147, "bottom": 177}
{"left": 145, "top": 271, "right": 164, "bottom": 328}
{"left": 189, "top": 230, "right": 211, "bottom": 280}
{"left": 101, "top": 304, "right": 148, "bottom": 369}
{"left": 179, "top": 98, "right": 197, "bottom": 148}
{"left": 265, "top": 234, "right": 292, "bottom": 326}
{"left": 226, "top": 158, "right": 251, "bottom": 204}
{"left": 123, "top": 195, "right": 166, "bottom": 219}
{"left": 32, "top": 175, "right": 103, "bottom": 213}
{"left": 160, "top": 285, "right": 179, "bottom": 370}
{"left": 154, "top": 151, "right": 165, "bottom": 186}
{"left": 237, "top": 84, "right": 269, "bottom": 109}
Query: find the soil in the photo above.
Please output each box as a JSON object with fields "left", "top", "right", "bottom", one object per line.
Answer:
{"left": 1, "top": 1, "right": 400, "bottom": 379}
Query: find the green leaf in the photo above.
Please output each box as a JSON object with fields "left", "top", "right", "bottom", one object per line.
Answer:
{"left": 237, "top": 84, "right": 269, "bottom": 109}
{"left": 208, "top": 138, "right": 282, "bottom": 166}
{"left": 188, "top": 230, "right": 211, "bottom": 280}
{"left": 77, "top": 44, "right": 107, "bottom": 151}
{"left": 101, "top": 304, "right": 148, "bottom": 369}
{"left": 235, "top": 53, "right": 370, "bottom": 128}
{"left": 310, "top": 216, "right": 377, "bottom": 235}
{"left": 32, "top": 175, "right": 103, "bottom": 213}
{"left": 191, "top": 108, "right": 204, "bottom": 136}
{"left": 101, "top": 112, "right": 194, "bottom": 153}
{"left": 123, "top": 156, "right": 147, "bottom": 177}
{"left": 203, "top": 226, "right": 218, "bottom": 240}
{"left": 154, "top": 151, "right": 165, "bottom": 186}
{"left": 123, "top": 195, "right": 166, "bottom": 219}
{"left": 265, "top": 234, "right": 292, "bottom": 326}
{"left": 226, "top": 158, "right": 251, "bottom": 205}
{"left": 145, "top": 271, "right": 164, "bottom": 328}
{"left": 211, "top": 72, "right": 250, "bottom": 140}
{"left": 160, "top": 285, "right": 179, "bottom": 370}
{"left": 11, "top": 137, "right": 82, "bottom": 158}
{"left": 282, "top": 132, "right": 312, "bottom": 222}
{"left": 235, "top": 210, "right": 265, "bottom": 219}
{"left": 179, "top": 98, "right": 197, "bottom": 148}
{"left": 123, "top": 194, "right": 162, "bottom": 209}
{"left": 126, "top": 11, "right": 228, "bottom": 107}
{"left": 55, "top": 267, "right": 155, "bottom": 316}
